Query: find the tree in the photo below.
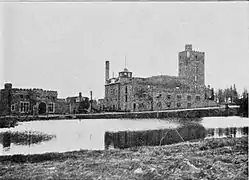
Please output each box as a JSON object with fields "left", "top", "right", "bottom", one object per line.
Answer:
{"left": 239, "top": 88, "right": 248, "bottom": 117}
{"left": 210, "top": 88, "right": 214, "bottom": 100}
{"left": 232, "top": 84, "right": 239, "bottom": 104}
{"left": 217, "top": 89, "right": 223, "bottom": 104}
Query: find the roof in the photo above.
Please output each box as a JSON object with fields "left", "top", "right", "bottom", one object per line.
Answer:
{"left": 134, "top": 75, "right": 192, "bottom": 90}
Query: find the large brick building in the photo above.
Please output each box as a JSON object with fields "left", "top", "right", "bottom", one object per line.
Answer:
{"left": 104, "top": 44, "right": 216, "bottom": 112}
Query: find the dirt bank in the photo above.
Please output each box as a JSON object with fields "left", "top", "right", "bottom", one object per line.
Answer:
{"left": 0, "top": 137, "right": 248, "bottom": 180}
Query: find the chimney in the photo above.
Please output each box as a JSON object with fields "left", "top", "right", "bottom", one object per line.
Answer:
{"left": 79, "top": 92, "right": 82, "bottom": 102}
{"left": 105, "top": 61, "right": 110, "bottom": 83}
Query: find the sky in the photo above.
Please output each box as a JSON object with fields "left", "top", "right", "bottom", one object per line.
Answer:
{"left": 0, "top": 2, "right": 248, "bottom": 99}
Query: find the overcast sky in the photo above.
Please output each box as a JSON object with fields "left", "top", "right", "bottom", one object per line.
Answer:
{"left": 0, "top": 2, "right": 248, "bottom": 99}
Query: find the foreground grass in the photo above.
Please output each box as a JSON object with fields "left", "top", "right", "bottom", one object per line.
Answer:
{"left": 0, "top": 137, "right": 248, "bottom": 180}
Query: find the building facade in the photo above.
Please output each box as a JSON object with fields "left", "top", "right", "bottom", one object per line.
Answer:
{"left": 0, "top": 83, "right": 58, "bottom": 115}
{"left": 104, "top": 44, "right": 216, "bottom": 112}
{"left": 66, "top": 92, "right": 89, "bottom": 114}
{"left": 0, "top": 84, "right": 91, "bottom": 115}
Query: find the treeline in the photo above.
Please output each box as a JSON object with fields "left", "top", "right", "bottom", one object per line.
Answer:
{"left": 214, "top": 84, "right": 248, "bottom": 117}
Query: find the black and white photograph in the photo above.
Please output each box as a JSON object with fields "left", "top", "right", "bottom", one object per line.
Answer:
{"left": 0, "top": 1, "right": 248, "bottom": 179}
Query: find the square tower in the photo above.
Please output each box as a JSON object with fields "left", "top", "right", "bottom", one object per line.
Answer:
{"left": 178, "top": 44, "right": 205, "bottom": 85}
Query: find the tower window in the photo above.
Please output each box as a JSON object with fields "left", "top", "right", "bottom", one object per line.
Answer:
{"left": 187, "top": 95, "right": 191, "bottom": 101}
{"left": 196, "top": 96, "right": 201, "bottom": 101}
{"left": 125, "top": 86, "right": 128, "bottom": 94}
{"left": 125, "top": 95, "right": 128, "bottom": 102}
{"left": 11, "top": 104, "right": 15, "bottom": 111}
{"left": 177, "top": 103, "right": 181, "bottom": 108}
{"left": 187, "top": 103, "right": 191, "bottom": 108}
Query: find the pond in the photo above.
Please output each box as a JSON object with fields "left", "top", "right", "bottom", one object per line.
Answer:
{"left": 0, "top": 116, "right": 248, "bottom": 155}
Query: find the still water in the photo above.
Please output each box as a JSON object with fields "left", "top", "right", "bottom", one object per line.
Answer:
{"left": 0, "top": 116, "right": 248, "bottom": 155}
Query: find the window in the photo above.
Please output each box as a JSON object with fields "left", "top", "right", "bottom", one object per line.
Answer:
{"left": 125, "top": 95, "right": 128, "bottom": 102}
{"left": 187, "top": 95, "right": 191, "bottom": 101}
{"left": 177, "top": 103, "right": 181, "bottom": 108}
{"left": 196, "top": 96, "right": 201, "bottom": 101}
{"left": 167, "top": 95, "right": 171, "bottom": 100}
{"left": 48, "top": 103, "right": 55, "bottom": 113}
{"left": 125, "top": 86, "right": 128, "bottom": 94}
{"left": 76, "top": 97, "right": 80, "bottom": 102}
{"left": 157, "top": 102, "right": 162, "bottom": 108}
{"left": 167, "top": 102, "right": 171, "bottom": 108}
{"left": 11, "top": 104, "right": 15, "bottom": 111}
{"left": 177, "top": 95, "right": 181, "bottom": 100}
{"left": 156, "top": 94, "right": 162, "bottom": 99}
{"left": 20, "top": 102, "right": 29, "bottom": 113}
{"left": 187, "top": 103, "right": 191, "bottom": 108}
{"left": 20, "top": 94, "right": 24, "bottom": 99}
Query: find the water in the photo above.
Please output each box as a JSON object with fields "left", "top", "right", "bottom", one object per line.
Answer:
{"left": 0, "top": 116, "right": 248, "bottom": 155}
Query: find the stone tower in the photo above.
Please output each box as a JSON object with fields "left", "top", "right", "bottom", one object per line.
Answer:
{"left": 178, "top": 44, "right": 205, "bottom": 85}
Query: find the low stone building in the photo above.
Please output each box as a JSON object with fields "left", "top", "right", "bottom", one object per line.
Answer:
{"left": 104, "top": 44, "right": 216, "bottom": 112}
{"left": 0, "top": 83, "right": 58, "bottom": 115}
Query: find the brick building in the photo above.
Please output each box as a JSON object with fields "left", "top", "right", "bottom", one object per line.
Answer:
{"left": 104, "top": 44, "right": 216, "bottom": 112}
{"left": 0, "top": 83, "right": 58, "bottom": 115}
{"left": 0, "top": 82, "right": 92, "bottom": 115}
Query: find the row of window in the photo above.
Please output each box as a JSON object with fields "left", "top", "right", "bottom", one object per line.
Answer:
{"left": 166, "top": 95, "right": 200, "bottom": 101}
{"left": 159, "top": 102, "right": 191, "bottom": 108}
{"left": 11, "top": 102, "right": 55, "bottom": 113}
{"left": 136, "top": 102, "right": 192, "bottom": 110}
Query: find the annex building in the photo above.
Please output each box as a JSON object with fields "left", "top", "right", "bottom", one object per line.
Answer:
{"left": 104, "top": 44, "right": 216, "bottom": 112}
{"left": 0, "top": 84, "right": 90, "bottom": 115}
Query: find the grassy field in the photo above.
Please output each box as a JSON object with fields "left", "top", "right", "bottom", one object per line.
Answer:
{"left": 0, "top": 137, "right": 248, "bottom": 180}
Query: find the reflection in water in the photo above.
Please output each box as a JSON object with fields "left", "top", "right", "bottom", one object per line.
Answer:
{"left": 0, "top": 131, "right": 56, "bottom": 152}
{"left": 2, "top": 133, "right": 11, "bottom": 148}
{"left": 105, "top": 122, "right": 206, "bottom": 149}
{"left": 206, "top": 127, "right": 248, "bottom": 139}
{"left": 0, "top": 117, "right": 248, "bottom": 155}
{"left": 105, "top": 126, "right": 249, "bottom": 150}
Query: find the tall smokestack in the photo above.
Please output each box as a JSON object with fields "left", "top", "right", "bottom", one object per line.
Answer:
{"left": 105, "top": 61, "right": 110, "bottom": 83}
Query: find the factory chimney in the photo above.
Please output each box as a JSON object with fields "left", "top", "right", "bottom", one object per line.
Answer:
{"left": 105, "top": 61, "right": 110, "bottom": 83}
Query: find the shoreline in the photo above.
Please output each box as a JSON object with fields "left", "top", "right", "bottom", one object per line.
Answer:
{"left": 0, "top": 136, "right": 248, "bottom": 179}
{"left": 0, "top": 106, "right": 240, "bottom": 123}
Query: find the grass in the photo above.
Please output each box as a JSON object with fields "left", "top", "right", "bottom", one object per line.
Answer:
{"left": 0, "top": 136, "right": 247, "bottom": 179}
